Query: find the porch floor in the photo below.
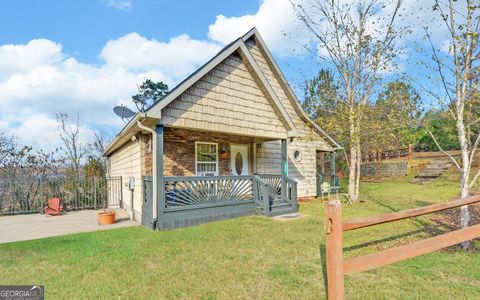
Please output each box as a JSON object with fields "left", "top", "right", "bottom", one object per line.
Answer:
{"left": 0, "top": 209, "right": 138, "bottom": 244}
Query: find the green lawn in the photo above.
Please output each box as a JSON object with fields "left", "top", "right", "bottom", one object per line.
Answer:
{"left": 1, "top": 174, "right": 480, "bottom": 299}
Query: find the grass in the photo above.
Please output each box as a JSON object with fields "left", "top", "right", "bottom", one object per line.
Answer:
{"left": 1, "top": 173, "right": 480, "bottom": 299}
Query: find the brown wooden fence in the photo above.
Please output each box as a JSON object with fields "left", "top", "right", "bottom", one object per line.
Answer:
{"left": 361, "top": 145, "right": 412, "bottom": 162}
{"left": 325, "top": 195, "right": 480, "bottom": 299}
{"left": 361, "top": 145, "right": 470, "bottom": 162}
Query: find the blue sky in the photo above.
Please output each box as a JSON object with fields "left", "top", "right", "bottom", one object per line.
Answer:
{"left": 0, "top": 0, "right": 455, "bottom": 150}
{"left": 0, "top": 0, "right": 258, "bottom": 64}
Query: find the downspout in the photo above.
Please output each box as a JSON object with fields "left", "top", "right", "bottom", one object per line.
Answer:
{"left": 137, "top": 119, "right": 158, "bottom": 225}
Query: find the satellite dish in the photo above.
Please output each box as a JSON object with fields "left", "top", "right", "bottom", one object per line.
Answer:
{"left": 113, "top": 105, "right": 135, "bottom": 122}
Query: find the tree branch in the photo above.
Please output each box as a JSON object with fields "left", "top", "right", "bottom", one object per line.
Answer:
{"left": 427, "top": 130, "right": 461, "bottom": 170}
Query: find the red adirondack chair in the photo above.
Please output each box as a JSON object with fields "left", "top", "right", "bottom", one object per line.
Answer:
{"left": 44, "top": 198, "right": 64, "bottom": 215}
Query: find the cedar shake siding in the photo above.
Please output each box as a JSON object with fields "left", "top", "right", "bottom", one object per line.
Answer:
{"left": 246, "top": 37, "right": 332, "bottom": 196}
{"left": 104, "top": 28, "right": 339, "bottom": 219}
{"left": 160, "top": 52, "right": 289, "bottom": 139}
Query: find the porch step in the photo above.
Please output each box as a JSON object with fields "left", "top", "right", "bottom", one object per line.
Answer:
{"left": 267, "top": 200, "right": 296, "bottom": 217}
{"left": 271, "top": 201, "right": 291, "bottom": 209}
{"left": 268, "top": 205, "right": 297, "bottom": 217}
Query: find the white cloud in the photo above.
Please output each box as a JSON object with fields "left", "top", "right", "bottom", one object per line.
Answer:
{"left": 105, "top": 0, "right": 132, "bottom": 11}
{"left": 206, "top": 0, "right": 456, "bottom": 59}
{"left": 208, "top": 0, "right": 312, "bottom": 56}
{"left": 9, "top": 114, "right": 94, "bottom": 151}
{"left": 0, "top": 33, "right": 223, "bottom": 150}
{"left": 0, "top": 39, "right": 64, "bottom": 80}
{"left": 100, "top": 33, "right": 222, "bottom": 79}
{"left": 1, "top": 0, "right": 461, "bottom": 151}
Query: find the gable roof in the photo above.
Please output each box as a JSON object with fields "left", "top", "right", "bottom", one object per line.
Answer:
{"left": 146, "top": 32, "right": 299, "bottom": 137}
{"left": 104, "top": 28, "right": 340, "bottom": 156}
{"left": 241, "top": 28, "right": 342, "bottom": 150}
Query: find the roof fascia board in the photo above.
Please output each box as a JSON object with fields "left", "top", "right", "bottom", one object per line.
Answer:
{"left": 244, "top": 28, "right": 342, "bottom": 149}
{"left": 147, "top": 39, "right": 244, "bottom": 117}
{"left": 103, "top": 113, "right": 160, "bottom": 156}
{"left": 238, "top": 42, "right": 299, "bottom": 137}
{"left": 103, "top": 113, "right": 140, "bottom": 156}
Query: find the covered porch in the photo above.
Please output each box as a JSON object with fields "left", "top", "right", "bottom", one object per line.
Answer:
{"left": 316, "top": 150, "right": 339, "bottom": 197}
{"left": 142, "top": 125, "right": 298, "bottom": 230}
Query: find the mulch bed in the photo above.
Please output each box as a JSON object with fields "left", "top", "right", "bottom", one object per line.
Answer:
{"left": 429, "top": 202, "right": 480, "bottom": 253}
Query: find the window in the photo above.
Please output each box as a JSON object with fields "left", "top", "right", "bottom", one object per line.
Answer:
{"left": 294, "top": 150, "right": 302, "bottom": 161}
{"left": 195, "top": 142, "right": 218, "bottom": 176}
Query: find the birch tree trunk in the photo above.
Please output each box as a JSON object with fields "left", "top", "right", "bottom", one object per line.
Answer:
{"left": 457, "top": 113, "right": 470, "bottom": 249}
{"left": 426, "top": 0, "right": 479, "bottom": 250}
{"left": 348, "top": 107, "right": 360, "bottom": 202}
{"left": 355, "top": 140, "right": 361, "bottom": 199}
{"left": 292, "top": 0, "right": 403, "bottom": 203}
{"left": 348, "top": 143, "right": 359, "bottom": 202}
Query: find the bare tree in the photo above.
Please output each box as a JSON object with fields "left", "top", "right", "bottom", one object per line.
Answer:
{"left": 0, "top": 136, "right": 62, "bottom": 212}
{"left": 292, "top": 0, "right": 404, "bottom": 202}
{"left": 88, "top": 129, "right": 114, "bottom": 158}
{"left": 424, "top": 0, "right": 480, "bottom": 249}
{"left": 56, "top": 113, "right": 86, "bottom": 179}
{"left": 0, "top": 131, "right": 14, "bottom": 163}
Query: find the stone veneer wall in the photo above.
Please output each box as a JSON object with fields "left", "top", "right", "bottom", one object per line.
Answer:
{"left": 162, "top": 127, "right": 254, "bottom": 177}
{"left": 142, "top": 134, "right": 153, "bottom": 176}
{"left": 360, "top": 161, "right": 408, "bottom": 178}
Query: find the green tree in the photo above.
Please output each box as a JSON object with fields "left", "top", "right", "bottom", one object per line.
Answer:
{"left": 425, "top": 0, "right": 480, "bottom": 248}
{"left": 303, "top": 69, "right": 339, "bottom": 120}
{"left": 132, "top": 79, "right": 169, "bottom": 112}
{"left": 417, "top": 110, "right": 459, "bottom": 151}
{"left": 363, "top": 81, "right": 422, "bottom": 152}
{"left": 293, "top": 0, "right": 404, "bottom": 202}
{"left": 83, "top": 156, "right": 105, "bottom": 178}
{"left": 303, "top": 69, "right": 349, "bottom": 145}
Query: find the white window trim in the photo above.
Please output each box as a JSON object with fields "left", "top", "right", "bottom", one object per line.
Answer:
{"left": 195, "top": 142, "right": 219, "bottom": 176}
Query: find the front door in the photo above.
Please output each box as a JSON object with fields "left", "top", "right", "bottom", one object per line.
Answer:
{"left": 230, "top": 144, "right": 249, "bottom": 175}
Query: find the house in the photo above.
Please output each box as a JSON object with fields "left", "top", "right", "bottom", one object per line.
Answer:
{"left": 103, "top": 28, "right": 340, "bottom": 230}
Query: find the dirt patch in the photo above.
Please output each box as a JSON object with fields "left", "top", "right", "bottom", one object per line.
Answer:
{"left": 298, "top": 197, "right": 318, "bottom": 202}
{"left": 429, "top": 202, "right": 480, "bottom": 253}
{"left": 272, "top": 213, "right": 307, "bottom": 221}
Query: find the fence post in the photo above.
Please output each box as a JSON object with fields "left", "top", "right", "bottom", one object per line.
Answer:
{"left": 325, "top": 199, "right": 344, "bottom": 300}
{"left": 93, "top": 177, "right": 97, "bottom": 210}
{"left": 39, "top": 177, "right": 43, "bottom": 214}
{"left": 120, "top": 177, "right": 123, "bottom": 209}
{"left": 408, "top": 144, "right": 412, "bottom": 160}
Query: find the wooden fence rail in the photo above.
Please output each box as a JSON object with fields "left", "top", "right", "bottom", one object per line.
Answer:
{"left": 325, "top": 196, "right": 480, "bottom": 300}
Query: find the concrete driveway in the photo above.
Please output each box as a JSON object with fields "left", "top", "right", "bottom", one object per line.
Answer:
{"left": 0, "top": 209, "right": 138, "bottom": 244}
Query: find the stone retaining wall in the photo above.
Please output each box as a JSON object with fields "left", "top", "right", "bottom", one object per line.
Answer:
{"left": 360, "top": 161, "right": 408, "bottom": 178}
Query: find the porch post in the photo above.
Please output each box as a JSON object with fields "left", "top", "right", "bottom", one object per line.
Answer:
{"left": 322, "top": 152, "right": 326, "bottom": 174}
{"left": 330, "top": 151, "right": 336, "bottom": 186}
{"left": 156, "top": 125, "right": 165, "bottom": 229}
{"left": 281, "top": 139, "right": 287, "bottom": 201}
